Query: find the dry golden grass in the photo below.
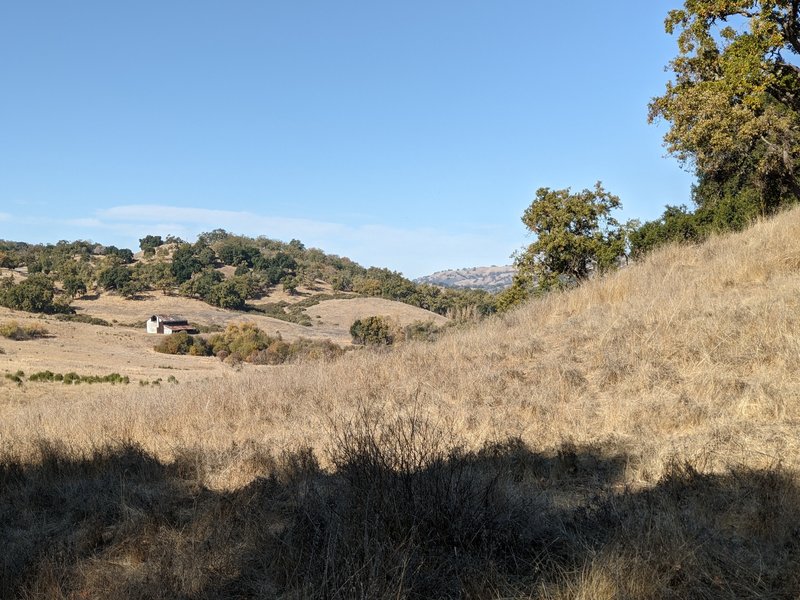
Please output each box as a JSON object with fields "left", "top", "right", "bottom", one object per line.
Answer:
{"left": 4, "top": 208, "right": 800, "bottom": 482}
{"left": 0, "top": 287, "right": 446, "bottom": 407}
{"left": 4, "top": 209, "right": 800, "bottom": 597}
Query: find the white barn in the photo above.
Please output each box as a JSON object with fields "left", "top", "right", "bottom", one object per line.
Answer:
{"left": 146, "top": 315, "right": 197, "bottom": 335}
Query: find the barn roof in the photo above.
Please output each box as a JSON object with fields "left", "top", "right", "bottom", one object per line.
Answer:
{"left": 152, "top": 314, "right": 189, "bottom": 324}
{"left": 163, "top": 324, "right": 196, "bottom": 332}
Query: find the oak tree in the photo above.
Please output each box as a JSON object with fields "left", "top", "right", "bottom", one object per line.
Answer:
{"left": 650, "top": 1, "right": 800, "bottom": 218}
{"left": 513, "top": 182, "right": 625, "bottom": 294}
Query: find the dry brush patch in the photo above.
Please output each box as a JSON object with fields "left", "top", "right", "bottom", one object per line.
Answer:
{"left": 2, "top": 413, "right": 799, "bottom": 599}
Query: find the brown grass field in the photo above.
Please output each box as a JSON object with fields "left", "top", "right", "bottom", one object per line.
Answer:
{"left": 0, "top": 288, "right": 447, "bottom": 404}
{"left": 3, "top": 210, "right": 800, "bottom": 598}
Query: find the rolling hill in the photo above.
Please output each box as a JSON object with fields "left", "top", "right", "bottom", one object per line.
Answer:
{"left": 415, "top": 264, "right": 517, "bottom": 292}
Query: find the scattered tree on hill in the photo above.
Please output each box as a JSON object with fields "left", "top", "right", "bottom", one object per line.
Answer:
{"left": 1, "top": 232, "right": 498, "bottom": 319}
{"left": 97, "top": 263, "right": 131, "bottom": 292}
{"left": 197, "top": 228, "right": 232, "bottom": 245}
{"left": 62, "top": 273, "right": 88, "bottom": 298}
{"left": 254, "top": 251, "right": 297, "bottom": 285}
{"left": 171, "top": 244, "right": 202, "bottom": 284}
{"left": 180, "top": 268, "right": 224, "bottom": 300}
{"left": 192, "top": 240, "right": 218, "bottom": 268}
{"left": 206, "top": 279, "right": 248, "bottom": 310}
{"left": 139, "top": 235, "right": 163, "bottom": 257}
{"left": 650, "top": 1, "right": 800, "bottom": 225}
{"left": 282, "top": 276, "right": 299, "bottom": 295}
{"left": 58, "top": 261, "right": 94, "bottom": 298}
{"left": 495, "top": 273, "right": 534, "bottom": 313}
{"left": 628, "top": 204, "right": 705, "bottom": 258}
{"left": 103, "top": 246, "right": 134, "bottom": 264}
{"left": 331, "top": 274, "right": 353, "bottom": 292}
{"left": 216, "top": 239, "right": 261, "bottom": 267}
{"left": 0, "top": 250, "right": 19, "bottom": 268}
{"left": 0, "top": 274, "right": 66, "bottom": 314}
{"left": 502, "top": 183, "right": 625, "bottom": 307}
{"left": 133, "top": 261, "right": 176, "bottom": 294}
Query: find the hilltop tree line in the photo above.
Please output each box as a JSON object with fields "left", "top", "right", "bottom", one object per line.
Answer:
{"left": 0, "top": 233, "right": 496, "bottom": 318}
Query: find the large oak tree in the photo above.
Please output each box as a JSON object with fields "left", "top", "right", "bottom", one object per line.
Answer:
{"left": 650, "top": 1, "right": 800, "bottom": 217}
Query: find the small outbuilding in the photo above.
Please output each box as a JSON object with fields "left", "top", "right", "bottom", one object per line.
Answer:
{"left": 146, "top": 315, "right": 197, "bottom": 335}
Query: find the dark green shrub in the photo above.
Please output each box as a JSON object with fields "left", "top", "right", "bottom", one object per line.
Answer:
{"left": 628, "top": 205, "right": 705, "bottom": 258}
{"left": 4, "top": 372, "right": 23, "bottom": 385}
{"left": 28, "top": 370, "right": 55, "bottom": 382}
{"left": 31, "top": 371, "right": 131, "bottom": 384}
{"left": 350, "top": 315, "right": 394, "bottom": 345}
{"left": 55, "top": 314, "right": 111, "bottom": 327}
{"left": 153, "top": 333, "right": 212, "bottom": 356}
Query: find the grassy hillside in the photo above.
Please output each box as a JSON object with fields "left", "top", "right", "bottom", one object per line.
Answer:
{"left": 3, "top": 209, "right": 800, "bottom": 597}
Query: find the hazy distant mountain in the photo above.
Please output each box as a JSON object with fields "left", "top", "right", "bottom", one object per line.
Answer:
{"left": 415, "top": 265, "right": 516, "bottom": 293}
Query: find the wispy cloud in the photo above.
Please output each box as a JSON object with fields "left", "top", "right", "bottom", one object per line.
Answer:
{"left": 65, "top": 218, "right": 103, "bottom": 227}
{"left": 96, "top": 205, "right": 345, "bottom": 240}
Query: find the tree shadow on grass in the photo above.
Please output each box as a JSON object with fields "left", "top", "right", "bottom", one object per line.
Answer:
{"left": 1, "top": 430, "right": 799, "bottom": 599}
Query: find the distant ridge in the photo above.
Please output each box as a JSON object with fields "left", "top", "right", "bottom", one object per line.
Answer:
{"left": 415, "top": 265, "right": 516, "bottom": 292}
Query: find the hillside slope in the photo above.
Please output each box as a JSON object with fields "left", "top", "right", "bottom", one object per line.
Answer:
{"left": 415, "top": 264, "right": 516, "bottom": 292}
{"left": 4, "top": 209, "right": 800, "bottom": 597}
{"left": 6, "top": 206, "right": 800, "bottom": 473}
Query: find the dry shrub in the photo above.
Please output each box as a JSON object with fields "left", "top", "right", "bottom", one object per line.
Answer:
{"left": 153, "top": 331, "right": 211, "bottom": 356}
{"left": 545, "top": 461, "right": 800, "bottom": 599}
{"left": 4, "top": 423, "right": 800, "bottom": 599}
{"left": 0, "top": 320, "right": 49, "bottom": 340}
{"left": 273, "top": 409, "right": 558, "bottom": 599}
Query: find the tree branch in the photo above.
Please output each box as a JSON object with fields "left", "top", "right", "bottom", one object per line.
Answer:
{"left": 779, "top": 0, "right": 800, "bottom": 55}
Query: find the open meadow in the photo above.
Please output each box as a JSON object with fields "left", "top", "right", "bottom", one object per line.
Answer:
{"left": 3, "top": 209, "right": 800, "bottom": 597}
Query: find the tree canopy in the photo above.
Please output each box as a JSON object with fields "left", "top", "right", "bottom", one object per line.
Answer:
{"left": 649, "top": 0, "right": 800, "bottom": 218}
{"left": 515, "top": 183, "right": 625, "bottom": 290}
{"left": 0, "top": 274, "right": 63, "bottom": 314}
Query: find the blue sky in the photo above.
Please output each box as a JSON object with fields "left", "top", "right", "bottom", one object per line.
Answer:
{"left": 0, "top": 1, "right": 693, "bottom": 278}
